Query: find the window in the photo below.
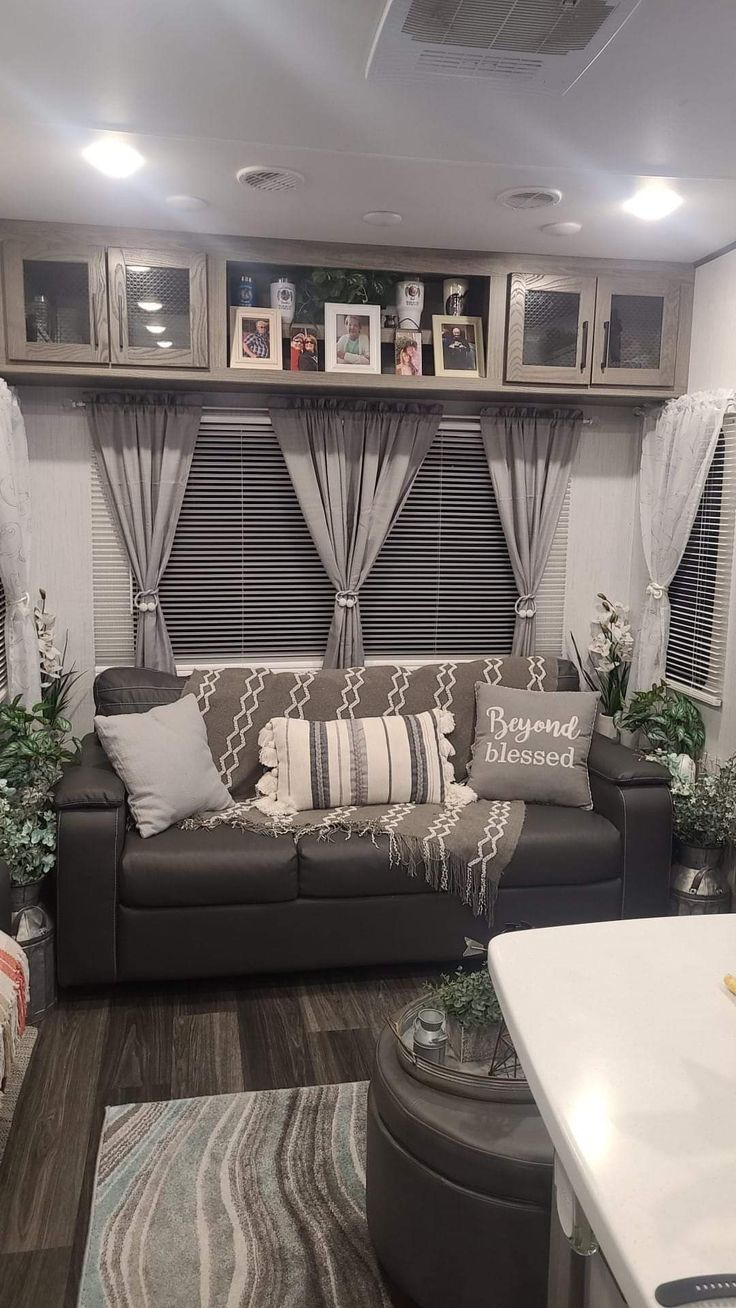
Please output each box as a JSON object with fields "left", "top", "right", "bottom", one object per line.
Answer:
{"left": 0, "top": 582, "right": 7, "bottom": 698}
{"left": 92, "top": 406, "right": 570, "bottom": 668}
{"left": 666, "top": 413, "right": 736, "bottom": 704}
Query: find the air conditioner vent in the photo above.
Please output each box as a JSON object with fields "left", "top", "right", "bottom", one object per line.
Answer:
{"left": 367, "top": 0, "right": 642, "bottom": 95}
{"left": 497, "top": 186, "right": 563, "bottom": 210}
{"left": 236, "top": 166, "right": 305, "bottom": 194}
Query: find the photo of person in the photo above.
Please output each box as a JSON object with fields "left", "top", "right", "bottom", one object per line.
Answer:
{"left": 290, "top": 327, "right": 320, "bottom": 372}
{"left": 242, "top": 317, "right": 271, "bottom": 360}
{"left": 229, "top": 307, "right": 282, "bottom": 369}
{"left": 325, "top": 303, "right": 381, "bottom": 374}
{"left": 442, "top": 323, "right": 476, "bottom": 370}
{"left": 336, "top": 313, "right": 371, "bottom": 366}
{"left": 395, "top": 330, "right": 422, "bottom": 377}
{"left": 432, "top": 315, "right": 484, "bottom": 378}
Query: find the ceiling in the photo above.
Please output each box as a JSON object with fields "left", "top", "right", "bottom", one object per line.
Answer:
{"left": 1, "top": 0, "right": 736, "bottom": 262}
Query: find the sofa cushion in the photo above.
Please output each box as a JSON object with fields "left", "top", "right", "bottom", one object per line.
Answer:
{"left": 120, "top": 825, "right": 298, "bottom": 908}
{"left": 94, "top": 666, "right": 186, "bottom": 716}
{"left": 297, "top": 803, "right": 620, "bottom": 899}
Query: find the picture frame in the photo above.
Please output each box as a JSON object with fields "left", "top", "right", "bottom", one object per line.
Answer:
{"left": 432, "top": 315, "right": 485, "bottom": 379}
{"left": 290, "top": 324, "right": 321, "bottom": 373}
{"left": 229, "top": 307, "right": 282, "bottom": 369}
{"left": 325, "top": 303, "right": 381, "bottom": 374}
{"left": 394, "top": 329, "right": 423, "bottom": 378}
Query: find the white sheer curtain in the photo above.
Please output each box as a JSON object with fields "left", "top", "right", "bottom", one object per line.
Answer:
{"left": 0, "top": 381, "right": 41, "bottom": 705}
{"left": 632, "top": 390, "right": 733, "bottom": 692}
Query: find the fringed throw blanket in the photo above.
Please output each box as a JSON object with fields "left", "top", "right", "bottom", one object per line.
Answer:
{"left": 0, "top": 930, "right": 29, "bottom": 1091}
{"left": 183, "top": 656, "right": 561, "bottom": 923}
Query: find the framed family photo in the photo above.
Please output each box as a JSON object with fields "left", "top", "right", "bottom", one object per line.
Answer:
{"left": 432, "top": 315, "right": 485, "bottom": 378}
{"left": 394, "top": 329, "right": 422, "bottom": 377}
{"left": 230, "top": 307, "right": 282, "bottom": 369}
{"left": 290, "top": 325, "right": 321, "bottom": 373}
{"left": 325, "top": 303, "right": 381, "bottom": 374}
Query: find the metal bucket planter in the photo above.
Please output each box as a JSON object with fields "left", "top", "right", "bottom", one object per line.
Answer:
{"left": 10, "top": 878, "right": 57, "bottom": 1020}
{"left": 669, "top": 842, "right": 731, "bottom": 915}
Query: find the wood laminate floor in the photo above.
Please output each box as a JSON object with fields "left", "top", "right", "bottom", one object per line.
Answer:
{"left": 0, "top": 965, "right": 435, "bottom": 1308}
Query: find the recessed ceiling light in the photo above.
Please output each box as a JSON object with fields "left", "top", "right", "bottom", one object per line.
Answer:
{"left": 157, "top": 340, "right": 173, "bottom": 349}
{"left": 362, "top": 211, "right": 402, "bottom": 226}
{"left": 137, "top": 300, "right": 163, "bottom": 312}
{"left": 146, "top": 324, "right": 166, "bottom": 334}
{"left": 542, "top": 221, "right": 583, "bottom": 236}
{"left": 127, "top": 265, "right": 151, "bottom": 274}
{"left": 82, "top": 139, "right": 144, "bottom": 179}
{"left": 165, "top": 194, "right": 208, "bottom": 211}
{"left": 623, "top": 185, "right": 683, "bottom": 221}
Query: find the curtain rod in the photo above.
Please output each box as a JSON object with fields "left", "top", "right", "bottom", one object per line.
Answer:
{"left": 62, "top": 399, "right": 647, "bottom": 424}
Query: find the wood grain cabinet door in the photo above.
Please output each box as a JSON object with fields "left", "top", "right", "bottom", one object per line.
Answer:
{"left": 591, "top": 277, "right": 680, "bottom": 387}
{"left": 3, "top": 239, "right": 109, "bottom": 363}
{"left": 505, "top": 272, "right": 597, "bottom": 384}
{"left": 108, "top": 247, "right": 208, "bottom": 367}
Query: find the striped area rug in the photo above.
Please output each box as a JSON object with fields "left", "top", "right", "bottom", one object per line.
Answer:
{"left": 78, "top": 1081, "right": 392, "bottom": 1308}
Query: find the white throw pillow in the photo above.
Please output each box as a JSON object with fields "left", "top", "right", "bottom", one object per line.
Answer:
{"left": 94, "top": 694, "right": 232, "bottom": 837}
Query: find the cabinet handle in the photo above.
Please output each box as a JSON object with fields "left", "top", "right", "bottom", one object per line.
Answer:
{"left": 91, "top": 293, "right": 98, "bottom": 351}
{"left": 601, "top": 320, "right": 610, "bottom": 372}
{"left": 118, "top": 293, "right": 124, "bottom": 352}
{"left": 580, "top": 319, "right": 589, "bottom": 373}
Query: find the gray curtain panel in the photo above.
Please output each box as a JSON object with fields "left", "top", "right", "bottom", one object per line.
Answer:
{"left": 480, "top": 406, "right": 582, "bottom": 655}
{"left": 270, "top": 398, "right": 441, "bottom": 667}
{"left": 87, "top": 393, "right": 201, "bottom": 673}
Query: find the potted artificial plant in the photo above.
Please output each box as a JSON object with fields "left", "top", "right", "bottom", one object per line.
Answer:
{"left": 667, "top": 757, "right": 736, "bottom": 913}
{"left": 619, "top": 680, "right": 705, "bottom": 768}
{"left": 0, "top": 590, "right": 79, "bottom": 920}
{"left": 431, "top": 967, "right": 504, "bottom": 1064}
{"left": 571, "top": 594, "right": 633, "bottom": 739}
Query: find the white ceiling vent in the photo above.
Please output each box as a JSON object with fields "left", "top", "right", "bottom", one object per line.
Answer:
{"left": 367, "top": 0, "right": 643, "bottom": 94}
{"left": 236, "top": 166, "right": 305, "bottom": 194}
{"left": 497, "top": 186, "right": 562, "bottom": 210}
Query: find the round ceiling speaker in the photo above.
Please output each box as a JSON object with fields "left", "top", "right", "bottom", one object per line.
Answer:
{"left": 496, "top": 187, "right": 563, "bottom": 211}
{"left": 236, "top": 166, "right": 305, "bottom": 194}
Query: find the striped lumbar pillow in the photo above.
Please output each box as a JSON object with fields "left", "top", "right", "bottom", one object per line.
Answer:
{"left": 254, "top": 709, "right": 476, "bottom": 816}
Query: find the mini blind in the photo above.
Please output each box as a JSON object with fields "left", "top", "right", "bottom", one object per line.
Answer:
{"left": 92, "top": 407, "right": 570, "bottom": 667}
{"left": 666, "top": 412, "right": 736, "bottom": 704}
{"left": 91, "top": 454, "right": 135, "bottom": 667}
{"left": 361, "top": 419, "right": 518, "bottom": 656}
{"left": 0, "top": 583, "right": 7, "bottom": 698}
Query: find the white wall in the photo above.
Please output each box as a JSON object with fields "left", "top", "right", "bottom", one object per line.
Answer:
{"left": 15, "top": 387, "right": 644, "bottom": 738}
{"left": 688, "top": 248, "right": 736, "bottom": 757}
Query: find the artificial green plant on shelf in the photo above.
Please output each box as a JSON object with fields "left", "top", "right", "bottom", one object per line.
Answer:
{"left": 0, "top": 591, "right": 79, "bottom": 890}
{"left": 295, "top": 268, "right": 395, "bottom": 324}
{"left": 431, "top": 967, "right": 503, "bottom": 1064}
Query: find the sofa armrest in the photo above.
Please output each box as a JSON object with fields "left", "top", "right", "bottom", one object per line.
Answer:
{"left": 588, "top": 734, "right": 670, "bottom": 786}
{"left": 54, "top": 733, "right": 125, "bottom": 986}
{"left": 589, "top": 737, "right": 672, "bottom": 920}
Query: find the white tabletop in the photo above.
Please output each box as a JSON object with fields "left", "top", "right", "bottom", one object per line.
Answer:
{"left": 489, "top": 915, "right": 736, "bottom": 1308}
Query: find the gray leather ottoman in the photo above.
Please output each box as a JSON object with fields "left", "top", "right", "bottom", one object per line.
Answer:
{"left": 366, "top": 1025, "right": 553, "bottom": 1308}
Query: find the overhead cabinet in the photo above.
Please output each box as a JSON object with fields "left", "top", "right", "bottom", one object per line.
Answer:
{"left": 107, "top": 247, "right": 208, "bottom": 367}
{"left": 1, "top": 239, "right": 208, "bottom": 369}
{"left": 505, "top": 271, "right": 681, "bottom": 388}
{"left": 3, "top": 239, "right": 109, "bottom": 363}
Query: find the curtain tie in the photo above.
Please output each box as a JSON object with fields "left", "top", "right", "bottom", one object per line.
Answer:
{"left": 133, "top": 588, "right": 160, "bottom": 613}
{"left": 7, "top": 592, "right": 30, "bottom": 615}
{"left": 514, "top": 594, "right": 537, "bottom": 619}
{"left": 335, "top": 589, "right": 358, "bottom": 610}
{"left": 646, "top": 581, "right": 667, "bottom": 601}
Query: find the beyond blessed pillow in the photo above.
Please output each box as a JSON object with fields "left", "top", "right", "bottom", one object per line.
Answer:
{"left": 253, "top": 709, "right": 476, "bottom": 817}
{"left": 94, "top": 694, "right": 233, "bottom": 837}
{"left": 467, "top": 684, "right": 599, "bottom": 808}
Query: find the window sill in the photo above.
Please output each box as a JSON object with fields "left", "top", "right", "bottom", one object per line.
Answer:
{"left": 665, "top": 677, "right": 722, "bottom": 709}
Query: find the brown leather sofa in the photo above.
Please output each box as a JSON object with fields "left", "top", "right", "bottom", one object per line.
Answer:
{"left": 54, "top": 665, "right": 672, "bottom": 987}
